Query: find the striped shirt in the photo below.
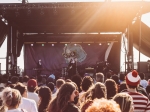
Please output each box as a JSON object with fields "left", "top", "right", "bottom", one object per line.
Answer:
{"left": 123, "top": 90, "right": 150, "bottom": 112}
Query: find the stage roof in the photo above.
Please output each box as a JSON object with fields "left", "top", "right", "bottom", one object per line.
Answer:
{"left": 0, "top": 1, "right": 150, "bottom": 33}
{"left": 0, "top": 1, "right": 150, "bottom": 57}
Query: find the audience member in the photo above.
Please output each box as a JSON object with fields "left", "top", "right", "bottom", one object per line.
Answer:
{"left": 38, "top": 86, "right": 52, "bottom": 112}
{"left": 86, "top": 98, "right": 121, "bottom": 112}
{"left": 27, "top": 79, "right": 39, "bottom": 106}
{"left": 80, "top": 82, "right": 107, "bottom": 112}
{"left": 37, "top": 76, "right": 43, "bottom": 87}
{"left": 71, "top": 75, "right": 82, "bottom": 92}
{"left": 71, "top": 82, "right": 80, "bottom": 105}
{"left": 22, "top": 75, "right": 30, "bottom": 86}
{"left": 52, "top": 79, "right": 65, "bottom": 99}
{"left": 106, "top": 71, "right": 112, "bottom": 79}
{"left": 119, "top": 82, "right": 127, "bottom": 92}
{"left": 47, "top": 82, "right": 55, "bottom": 93}
{"left": 11, "top": 76, "right": 19, "bottom": 84}
{"left": 139, "top": 72, "right": 148, "bottom": 89}
{"left": 41, "top": 77, "right": 46, "bottom": 86}
{"left": 48, "top": 83, "right": 80, "bottom": 112}
{"left": 0, "top": 87, "right": 27, "bottom": 112}
{"left": 6, "top": 81, "right": 12, "bottom": 87}
{"left": 81, "top": 76, "right": 93, "bottom": 92}
{"left": 119, "top": 73, "right": 125, "bottom": 84}
{"left": 123, "top": 70, "right": 150, "bottom": 111}
{"left": 105, "top": 79, "right": 118, "bottom": 99}
{"left": 46, "top": 77, "right": 55, "bottom": 85}
{"left": 48, "top": 74, "right": 55, "bottom": 82}
{"left": 111, "top": 75, "right": 120, "bottom": 85}
{"left": 19, "top": 76, "right": 23, "bottom": 83}
{"left": 95, "top": 72, "right": 104, "bottom": 83}
{"left": 15, "top": 82, "right": 38, "bottom": 112}
{"left": 113, "top": 93, "right": 134, "bottom": 112}
{"left": 1, "top": 68, "right": 145, "bottom": 112}
{"left": 137, "top": 84, "right": 149, "bottom": 97}
{"left": 79, "top": 76, "right": 93, "bottom": 103}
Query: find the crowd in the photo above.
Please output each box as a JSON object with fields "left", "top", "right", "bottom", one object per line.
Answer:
{"left": 0, "top": 70, "right": 150, "bottom": 112}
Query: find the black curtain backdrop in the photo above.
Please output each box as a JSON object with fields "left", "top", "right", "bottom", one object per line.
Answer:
{"left": 24, "top": 43, "right": 120, "bottom": 77}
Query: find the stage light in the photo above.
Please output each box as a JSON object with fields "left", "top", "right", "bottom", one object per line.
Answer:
{"left": 42, "top": 44, "right": 44, "bottom": 46}
{"left": 1, "top": 16, "right": 8, "bottom": 25}
{"left": 52, "top": 44, "right": 54, "bottom": 46}
{"left": 88, "top": 44, "right": 90, "bottom": 46}
{"left": 74, "top": 44, "right": 77, "bottom": 46}
{"left": 31, "top": 44, "right": 33, "bottom": 46}
{"left": 107, "top": 43, "right": 110, "bottom": 45}
{"left": 65, "top": 44, "right": 67, "bottom": 46}
{"left": 99, "top": 43, "right": 102, "bottom": 45}
{"left": 2, "top": 18, "right": 5, "bottom": 21}
{"left": 4, "top": 20, "right": 8, "bottom": 25}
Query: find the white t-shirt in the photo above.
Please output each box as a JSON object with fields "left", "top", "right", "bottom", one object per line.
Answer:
{"left": 27, "top": 92, "right": 39, "bottom": 106}
{"left": 7, "top": 108, "right": 27, "bottom": 112}
{"left": 19, "top": 97, "right": 38, "bottom": 112}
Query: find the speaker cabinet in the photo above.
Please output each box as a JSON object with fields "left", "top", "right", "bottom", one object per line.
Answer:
{"left": 137, "top": 62, "right": 150, "bottom": 73}
{"left": 145, "top": 73, "right": 150, "bottom": 80}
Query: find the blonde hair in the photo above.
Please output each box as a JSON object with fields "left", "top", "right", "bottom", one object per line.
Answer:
{"left": 86, "top": 98, "right": 121, "bottom": 112}
{"left": 0, "top": 87, "right": 21, "bottom": 108}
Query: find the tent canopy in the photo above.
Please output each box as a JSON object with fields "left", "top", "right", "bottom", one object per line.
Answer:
{"left": 0, "top": 1, "right": 150, "bottom": 56}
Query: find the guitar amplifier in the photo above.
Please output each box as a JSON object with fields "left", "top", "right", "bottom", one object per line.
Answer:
{"left": 85, "top": 67, "right": 95, "bottom": 77}
{"left": 85, "top": 67, "right": 95, "bottom": 73}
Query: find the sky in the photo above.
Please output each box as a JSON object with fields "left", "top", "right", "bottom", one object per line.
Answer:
{"left": 0, "top": 0, "right": 150, "bottom": 72}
